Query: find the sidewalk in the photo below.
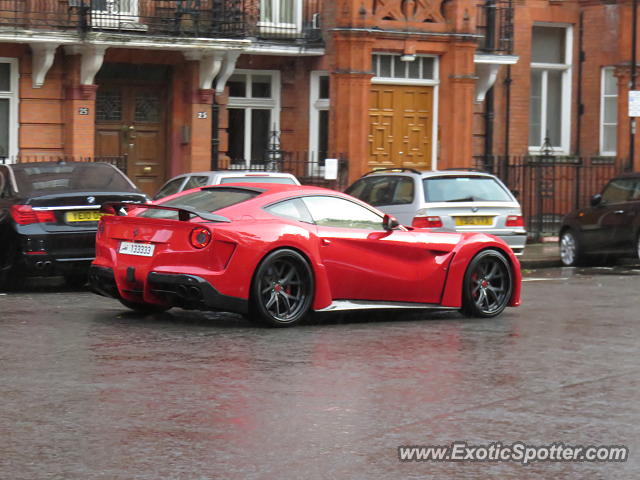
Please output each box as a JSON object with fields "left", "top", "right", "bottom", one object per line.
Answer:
{"left": 519, "top": 240, "right": 561, "bottom": 269}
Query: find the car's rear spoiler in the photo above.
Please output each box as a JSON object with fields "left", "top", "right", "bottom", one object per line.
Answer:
{"left": 101, "top": 202, "right": 231, "bottom": 223}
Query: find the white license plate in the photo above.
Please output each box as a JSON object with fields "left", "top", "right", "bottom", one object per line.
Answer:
{"left": 118, "top": 241, "right": 155, "bottom": 257}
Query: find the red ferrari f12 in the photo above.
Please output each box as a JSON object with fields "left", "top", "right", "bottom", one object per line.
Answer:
{"left": 89, "top": 184, "right": 521, "bottom": 326}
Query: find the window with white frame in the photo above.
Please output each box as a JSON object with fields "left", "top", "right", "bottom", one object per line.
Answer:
{"left": 600, "top": 67, "right": 618, "bottom": 156}
{"left": 227, "top": 71, "right": 280, "bottom": 168}
{"left": 0, "top": 58, "right": 18, "bottom": 160}
{"left": 309, "top": 72, "right": 329, "bottom": 172}
{"left": 372, "top": 54, "right": 436, "bottom": 81}
{"left": 260, "top": 0, "right": 301, "bottom": 32}
{"left": 529, "top": 25, "right": 572, "bottom": 153}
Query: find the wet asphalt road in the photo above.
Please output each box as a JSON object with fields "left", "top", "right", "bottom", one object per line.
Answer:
{"left": 1, "top": 266, "right": 640, "bottom": 479}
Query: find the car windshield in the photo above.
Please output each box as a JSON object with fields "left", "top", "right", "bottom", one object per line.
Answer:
{"left": 423, "top": 176, "right": 513, "bottom": 202}
{"left": 219, "top": 176, "right": 296, "bottom": 185}
{"left": 13, "top": 163, "right": 136, "bottom": 194}
{"left": 140, "top": 187, "right": 260, "bottom": 219}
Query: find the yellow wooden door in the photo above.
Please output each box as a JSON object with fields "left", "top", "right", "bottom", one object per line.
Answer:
{"left": 368, "top": 85, "right": 433, "bottom": 170}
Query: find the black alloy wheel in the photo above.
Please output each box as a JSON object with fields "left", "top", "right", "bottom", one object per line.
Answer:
{"left": 250, "top": 249, "right": 313, "bottom": 327}
{"left": 461, "top": 249, "right": 513, "bottom": 318}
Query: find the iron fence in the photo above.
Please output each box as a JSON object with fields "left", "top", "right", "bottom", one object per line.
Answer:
{"left": 219, "top": 151, "right": 349, "bottom": 191}
{"left": 477, "top": 155, "right": 631, "bottom": 240}
{"left": 0, "top": 0, "right": 323, "bottom": 43}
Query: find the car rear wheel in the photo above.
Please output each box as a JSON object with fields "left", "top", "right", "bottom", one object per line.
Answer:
{"left": 559, "top": 229, "right": 583, "bottom": 266}
{"left": 118, "top": 298, "right": 171, "bottom": 314}
{"left": 250, "top": 249, "right": 313, "bottom": 327}
{"left": 461, "top": 249, "right": 513, "bottom": 318}
{"left": 0, "top": 241, "right": 26, "bottom": 291}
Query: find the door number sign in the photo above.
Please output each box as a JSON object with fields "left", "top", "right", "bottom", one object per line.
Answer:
{"left": 78, "top": 107, "right": 89, "bottom": 115}
{"left": 197, "top": 112, "right": 208, "bottom": 119}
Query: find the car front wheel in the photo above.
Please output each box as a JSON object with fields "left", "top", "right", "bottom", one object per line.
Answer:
{"left": 250, "top": 249, "right": 314, "bottom": 327}
{"left": 461, "top": 249, "right": 513, "bottom": 318}
{"left": 559, "top": 229, "right": 583, "bottom": 266}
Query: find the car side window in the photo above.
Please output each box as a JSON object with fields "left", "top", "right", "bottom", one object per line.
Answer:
{"left": 601, "top": 179, "right": 636, "bottom": 204}
{"left": 302, "top": 196, "right": 383, "bottom": 230}
{"left": 265, "top": 198, "right": 313, "bottom": 223}
{"left": 391, "top": 177, "right": 415, "bottom": 204}
{"left": 183, "top": 175, "right": 210, "bottom": 190}
{"left": 154, "top": 177, "right": 185, "bottom": 200}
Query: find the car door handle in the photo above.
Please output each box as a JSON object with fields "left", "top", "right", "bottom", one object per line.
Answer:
{"left": 321, "top": 239, "right": 331, "bottom": 246}
{"left": 613, "top": 210, "right": 625, "bottom": 214}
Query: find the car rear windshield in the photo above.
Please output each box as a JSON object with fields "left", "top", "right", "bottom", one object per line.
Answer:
{"left": 13, "top": 163, "right": 136, "bottom": 194}
{"left": 140, "top": 187, "right": 260, "bottom": 219}
{"left": 219, "top": 176, "right": 296, "bottom": 185}
{"left": 423, "top": 176, "right": 513, "bottom": 202}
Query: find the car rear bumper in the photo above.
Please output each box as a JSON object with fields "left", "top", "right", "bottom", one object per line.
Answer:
{"left": 16, "top": 231, "right": 97, "bottom": 276}
{"left": 89, "top": 265, "right": 248, "bottom": 314}
{"left": 493, "top": 232, "right": 527, "bottom": 256}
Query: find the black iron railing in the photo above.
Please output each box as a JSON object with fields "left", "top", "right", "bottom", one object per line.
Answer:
{"left": 219, "top": 151, "right": 349, "bottom": 191}
{"left": 476, "top": 154, "right": 631, "bottom": 239}
{"left": 476, "top": 0, "right": 513, "bottom": 54}
{"left": 0, "top": 0, "right": 323, "bottom": 44}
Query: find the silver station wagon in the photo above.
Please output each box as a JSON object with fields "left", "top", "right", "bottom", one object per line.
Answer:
{"left": 345, "top": 169, "right": 527, "bottom": 255}
{"left": 153, "top": 170, "right": 301, "bottom": 200}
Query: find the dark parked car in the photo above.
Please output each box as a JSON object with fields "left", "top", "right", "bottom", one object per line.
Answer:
{"left": 0, "top": 161, "right": 147, "bottom": 289}
{"left": 559, "top": 173, "right": 640, "bottom": 266}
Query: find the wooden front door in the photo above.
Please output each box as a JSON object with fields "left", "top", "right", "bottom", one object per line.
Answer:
{"left": 95, "top": 85, "right": 166, "bottom": 197}
{"left": 368, "top": 85, "right": 433, "bottom": 170}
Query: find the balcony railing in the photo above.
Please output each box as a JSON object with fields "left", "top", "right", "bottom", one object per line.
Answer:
{"left": 0, "top": 0, "right": 323, "bottom": 44}
{"left": 476, "top": 0, "right": 513, "bottom": 54}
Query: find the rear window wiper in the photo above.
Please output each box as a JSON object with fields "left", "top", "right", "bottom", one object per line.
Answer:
{"left": 445, "top": 196, "right": 475, "bottom": 202}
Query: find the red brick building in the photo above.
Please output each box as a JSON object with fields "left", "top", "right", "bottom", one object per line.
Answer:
{"left": 0, "top": 0, "right": 637, "bottom": 199}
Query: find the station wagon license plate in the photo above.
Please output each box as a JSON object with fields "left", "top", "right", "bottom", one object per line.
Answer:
{"left": 454, "top": 216, "right": 493, "bottom": 226}
{"left": 118, "top": 241, "right": 155, "bottom": 257}
{"left": 65, "top": 210, "right": 105, "bottom": 222}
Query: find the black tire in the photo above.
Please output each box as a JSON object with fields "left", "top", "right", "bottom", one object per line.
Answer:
{"left": 249, "top": 249, "right": 314, "bottom": 327}
{"left": 461, "top": 249, "right": 513, "bottom": 318}
{"left": 559, "top": 229, "right": 584, "bottom": 267}
{"left": 0, "top": 241, "right": 26, "bottom": 291}
{"left": 118, "top": 298, "right": 171, "bottom": 314}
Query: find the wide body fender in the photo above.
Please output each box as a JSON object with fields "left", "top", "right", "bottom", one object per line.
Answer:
{"left": 440, "top": 233, "right": 522, "bottom": 308}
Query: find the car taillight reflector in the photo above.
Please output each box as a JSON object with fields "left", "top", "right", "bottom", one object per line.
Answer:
{"left": 505, "top": 215, "right": 524, "bottom": 227}
{"left": 412, "top": 216, "right": 443, "bottom": 228}
{"left": 190, "top": 227, "right": 212, "bottom": 249}
{"left": 10, "top": 205, "right": 56, "bottom": 225}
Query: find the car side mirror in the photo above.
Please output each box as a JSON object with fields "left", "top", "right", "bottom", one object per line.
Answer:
{"left": 510, "top": 189, "right": 519, "bottom": 199}
{"left": 382, "top": 214, "right": 400, "bottom": 231}
{"left": 590, "top": 193, "right": 602, "bottom": 207}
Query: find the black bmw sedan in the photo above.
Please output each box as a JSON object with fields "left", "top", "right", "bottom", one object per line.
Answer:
{"left": 0, "top": 161, "right": 147, "bottom": 289}
{"left": 559, "top": 173, "right": 640, "bottom": 266}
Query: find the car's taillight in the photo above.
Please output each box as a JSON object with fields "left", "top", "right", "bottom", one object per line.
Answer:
{"left": 505, "top": 215, "right": 524, "bottom": 227}
{"left": 412, "top": 216, "right": 443, "bottom": 228}
{"left": 10, "top": 205, "right": 56, "bottom": 225}
{"left": 189, "top": 226, "right": 211, "bottom": 249}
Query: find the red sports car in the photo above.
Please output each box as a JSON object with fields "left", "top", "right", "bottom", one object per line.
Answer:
{"left": 89, "top": 184, "right": 521, "bottom": 326}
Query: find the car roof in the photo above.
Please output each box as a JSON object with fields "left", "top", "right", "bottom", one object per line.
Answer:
{"left": 8, "top": 161, "right": 114, "bottom": 170}
{"left": 362, "top": 169, "right": 498, "bottom": 179}
{"left": 175, "top": 170, "right": 297, "bottom": 177}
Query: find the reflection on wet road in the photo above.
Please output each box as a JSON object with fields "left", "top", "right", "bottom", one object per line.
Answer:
{"left": 1, "top": 266, "right": 639, "bottom": 479}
